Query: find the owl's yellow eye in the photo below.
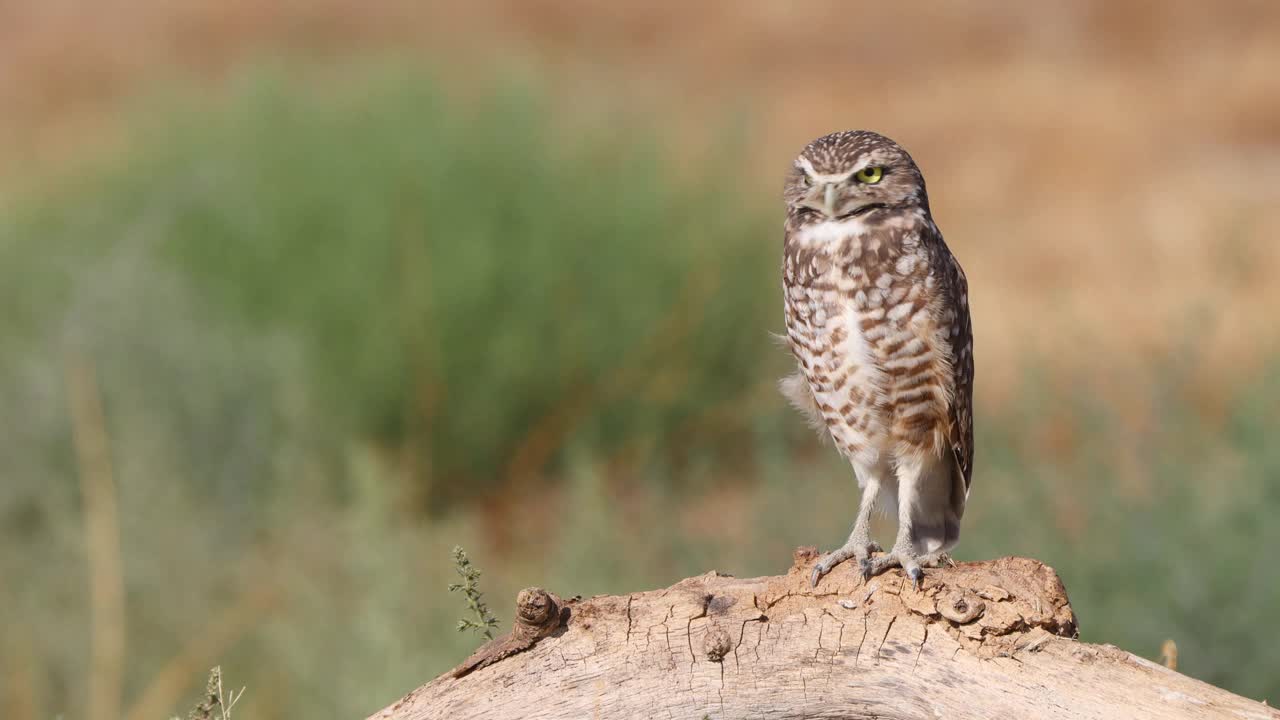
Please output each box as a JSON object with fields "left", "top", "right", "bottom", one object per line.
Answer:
{"left": 854, "top": 166, "right": 884, "bottom": 184}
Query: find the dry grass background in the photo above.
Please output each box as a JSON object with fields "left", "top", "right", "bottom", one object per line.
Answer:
{"left": 2, "top": 2, "right": 1279, "bottom": 717}
{"left": 5, "top": 0, "right": 1280, "bottom": 407}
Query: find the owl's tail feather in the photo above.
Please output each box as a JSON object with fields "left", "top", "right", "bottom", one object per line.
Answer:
{"left": 911, "top": 512, "right": 962, "bottom": 556}
{"left": 908, "top": 452, "right": 965, "bottom": 556}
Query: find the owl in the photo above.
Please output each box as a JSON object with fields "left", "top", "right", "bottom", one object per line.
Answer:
{"left": 780, "top": 130, "right": 974, "bottom": 588}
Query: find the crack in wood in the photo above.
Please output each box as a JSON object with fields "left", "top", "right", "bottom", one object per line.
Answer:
{"left": 814, "top": 611, "right": 826, "bottom": 660}
{"left": 686, "top": 594, "right": 712, "bottom": 670}
{"left": 624, "top": 595, "right": 635, "bottom": 644}
{"left": 644, "top": 603, "right": 677, "bottom": 666}
{"left": 834, "top": 617, "right": 845, "bottom": 663}
{"left": 853, "top": 612, "right": 869, "bottom": 668}
{"left": 875, "top": 616, "right": 897, "bottom": 665}
{"left": 819, "top": 609, "right": 847, "bottom": 687}
{"left": 763, "top": 590, "right": 793, "bottom": 609}
{"left": 913, "top": 624, "right": 928, "bottom": 674}
{"left": 733, "top": 613, "right": 767, "bottom": 672}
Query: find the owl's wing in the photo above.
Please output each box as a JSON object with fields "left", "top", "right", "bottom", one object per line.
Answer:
{"left": 944, "top": 253, "right": 975, "bottom": 500}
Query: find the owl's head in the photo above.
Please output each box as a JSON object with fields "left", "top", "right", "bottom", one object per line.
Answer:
{"left": 783, "top": 130, "right": 929, "bottom": 220}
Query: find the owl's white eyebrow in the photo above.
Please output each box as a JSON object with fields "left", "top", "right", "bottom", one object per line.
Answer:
{"left": 796, "top": 155, "right": 881, "bottom": 180}
{"left": 797, "top": 157, "right": 856, "bottom": 184}
{"left": 848, "top": 158, "right": 880, "bottom": 175}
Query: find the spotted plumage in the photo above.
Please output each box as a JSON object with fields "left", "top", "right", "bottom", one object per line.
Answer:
{"left": 779, "top": 130, "right": 974, "bottom": 587}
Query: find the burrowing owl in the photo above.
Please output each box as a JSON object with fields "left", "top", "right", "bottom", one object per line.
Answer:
{"left": 780, "top": 130, "right": 973, "bottom": 588}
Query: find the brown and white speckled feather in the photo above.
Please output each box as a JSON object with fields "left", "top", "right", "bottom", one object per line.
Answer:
{"left": 780, "top": 130, "right": 974, "bottom": 560}
{"left": 939, "top": 247, "right": 975, "bottom": 501}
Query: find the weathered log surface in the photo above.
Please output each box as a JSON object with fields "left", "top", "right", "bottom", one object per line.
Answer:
{"left": 369, "top": 549, "right": 1278, "bottom": 720}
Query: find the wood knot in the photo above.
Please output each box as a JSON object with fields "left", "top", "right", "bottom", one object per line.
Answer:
{"left": 938, "top": 590, "right": 985, "bottom": 624}
{"left": 515, "top": 587, "right": 556, "bottom": 627}
{"left": 702, "top": 623, "right": 733, "bottom": 663}
{"left": 450, "top": 587, "right": 565, "bottom": 679}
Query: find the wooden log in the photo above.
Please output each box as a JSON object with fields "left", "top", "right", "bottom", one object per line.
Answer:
{"left": 369, "top": 549, "right": 1278, "bottom": 720}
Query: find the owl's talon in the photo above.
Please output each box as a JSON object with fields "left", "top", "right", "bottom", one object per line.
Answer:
{"left": 862, "top": 549, "right": 927, "bottom": 587}
{"left": 811, "top": 539, "right": 880, "bottom": 587}
{"left": 810, "top": 553, "right": 847, "bottom": 587}
{"left": 907, "top": 566, "right": 924, "bottom": 589}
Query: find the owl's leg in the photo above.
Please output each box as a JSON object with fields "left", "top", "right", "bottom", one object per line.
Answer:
{"left": 810, "top": 478, "right": 883, "bottom": 587}
{"left": 860, "top": 458, "right": 929, "bottom": 588}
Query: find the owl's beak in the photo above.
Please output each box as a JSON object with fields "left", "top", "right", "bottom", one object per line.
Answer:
{"left": 798, "top": 181, "right": 843, "bottom": 217}
{"left": 822, "top": 183, "right": 839, "bottom": 217}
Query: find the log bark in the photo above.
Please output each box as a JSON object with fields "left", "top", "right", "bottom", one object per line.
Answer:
{"left": 369, "top": 549, "right": 1278, "bottom": 720}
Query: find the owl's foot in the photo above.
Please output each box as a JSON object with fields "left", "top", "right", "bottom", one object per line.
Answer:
{"left": 859, "top": 549, "right": 950, "bottom": 589}
{"left": 810, "top": 540, "right": 882, "bottom": 587}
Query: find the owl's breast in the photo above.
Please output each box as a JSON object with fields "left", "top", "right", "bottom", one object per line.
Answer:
{"left": 856, "top": 248, "right": 957, "bottom": 460}
{"left": 784, "top": 242, "right": 954, "bottom": 464}
{"left": 783, "top": 256, "right": 887, "bottom": 465}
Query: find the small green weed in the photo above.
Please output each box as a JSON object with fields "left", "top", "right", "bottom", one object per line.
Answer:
{"left": 449, "top": 546, "right": 499, "bottom": 640}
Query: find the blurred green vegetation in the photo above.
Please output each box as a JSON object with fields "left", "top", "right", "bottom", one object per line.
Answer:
{"left": 0, "top": 64, "right": 1276, "bottom": 719}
